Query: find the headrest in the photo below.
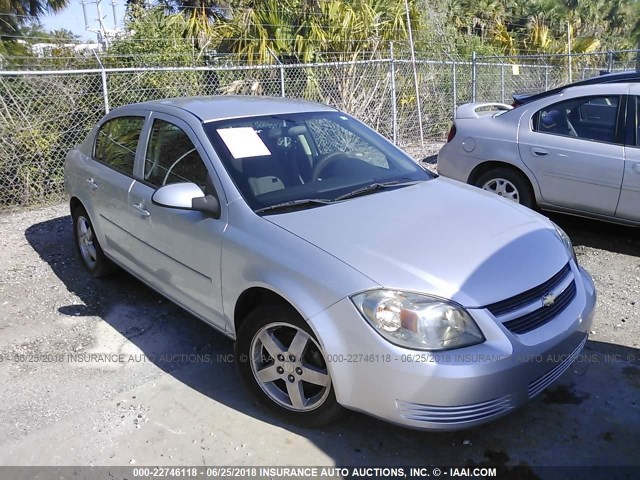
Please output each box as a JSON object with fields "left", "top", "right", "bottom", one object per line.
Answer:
{"left": 540, "top": 110, "right": 563, "bottom": 129}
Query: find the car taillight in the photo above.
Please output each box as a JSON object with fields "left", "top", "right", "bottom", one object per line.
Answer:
{"left": 511, "top": 101, "right": 522, "bottom": 108}
{"left": 446, "top": 124, "right": 457, "bottom": 142}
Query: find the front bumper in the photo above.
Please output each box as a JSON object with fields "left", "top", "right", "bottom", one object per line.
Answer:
{"left": 308, "top": 265, "right": 596, "bottom": 430}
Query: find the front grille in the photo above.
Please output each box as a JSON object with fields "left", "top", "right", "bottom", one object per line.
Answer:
{"left": 503, "top": 281, "right": 577, "bottom": 334}
{"left": 484, "top": 262, "right": 576, "bottom": 335}
{"left": 397, "top": 395, "right": 515, "bottom": 425}
{"left": 486, "top": 263, "right": 572, "bottom": 317}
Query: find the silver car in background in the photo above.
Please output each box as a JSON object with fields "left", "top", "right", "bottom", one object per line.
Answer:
{"left": 65, "top": 96, "right": 596, "bottom": 430}
{"left": 438, "top": 82, "right": 640, "bottom": 226}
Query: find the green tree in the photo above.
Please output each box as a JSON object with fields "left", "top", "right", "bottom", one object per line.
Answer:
{"left": 0, "top": 0, "right": 70, "bottom": 38}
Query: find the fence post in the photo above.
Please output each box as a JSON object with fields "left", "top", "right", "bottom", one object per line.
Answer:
{"left": 267, "top": 48, "right": 285, "bottom": 97}
{"left": 544, "top": 64, "right": 549, "bottom": 91}
{"left": 452, "top": 56, "right": 457, "bottom": 117}
{"left": 279, "top": 65, "right": 285, "bottom": 98}
{"left": 471, "top": 51, "right": 477, "bottom": 102}
{"left": 498, "top": 56, "right": 505, "bottom": 104}
{"left": 93, "top": 51, "right": 109, "bottom": 114}
{"left": 445, "top": 52, "right": 457, "bottom": 117}
{"left": 607, "top": 51, "right": 614, "bottom": 72}
{"left": 389, "top": 42, "right": 398, "bottom": 144}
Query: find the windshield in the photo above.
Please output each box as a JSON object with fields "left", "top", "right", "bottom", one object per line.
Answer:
{"left": 203, "top": 111, "right": 432, "bottom": 213}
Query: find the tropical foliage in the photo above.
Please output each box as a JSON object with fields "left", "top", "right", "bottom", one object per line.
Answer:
{"left": 440, "top": 0, "right": 640, "bottom": 55}
{"left": 0, "top": 0, "right": 70, "bottom": 55}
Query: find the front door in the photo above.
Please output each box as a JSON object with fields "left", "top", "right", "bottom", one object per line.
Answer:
{"left": 127, "top": 114, "right": 226, "bottom": 330}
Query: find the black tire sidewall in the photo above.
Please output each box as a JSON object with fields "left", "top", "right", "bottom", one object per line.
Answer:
{"left": 235, "top": 304, "right": 342, "bottom": 427}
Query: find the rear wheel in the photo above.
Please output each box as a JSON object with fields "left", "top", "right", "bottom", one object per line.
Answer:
{"left": 72, "top": 205, "right": 116, "bottom": 278}
{"left": 474, "top": 167, "right": 535, "bottom": 209}
{"left": 236, "top": 305, "right": 343, "bottom": 427}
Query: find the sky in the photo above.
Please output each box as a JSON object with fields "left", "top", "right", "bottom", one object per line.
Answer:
{"left": 41, "top": 0, "right": 127, "bottom": 42}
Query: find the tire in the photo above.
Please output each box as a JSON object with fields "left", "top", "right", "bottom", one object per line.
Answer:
{"left": 71, "top": 205, "right": 116, "bottom": 278}
{"left": 235, "top": 304, "right": 343, "bottom": 427}
{"left": 474, "top": 167, "right": 535, "bottom": 209}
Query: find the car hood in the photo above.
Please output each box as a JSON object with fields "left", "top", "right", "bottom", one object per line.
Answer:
{"left": 266, "top": 178, "right": 569, "bottom": 307}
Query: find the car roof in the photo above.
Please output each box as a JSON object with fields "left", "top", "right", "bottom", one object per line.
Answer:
{"left": 113, "top": 96, "right": 337, "bottom": 122}
{"left": 513, "top": 70, "right": 640, "bottom": 104}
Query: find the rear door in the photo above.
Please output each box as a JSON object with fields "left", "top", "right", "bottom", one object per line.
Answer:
{"left": 127, "top": 113, "right": 227, "bottom": 330}
{"left": 86, "top": 114, "right": 146, "bottom": 265}
{"left": 617, "top": 89, "right": 640, "bottom": 222}
{"left": 517, "top": 92, "right": 626, "bottom": 216}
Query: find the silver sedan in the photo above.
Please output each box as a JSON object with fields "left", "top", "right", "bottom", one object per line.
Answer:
{"left": 64, "top": 96, "right": 596, "bottom": 430}
{"left": 438, "top": 82, "right": 640, "bottom": 226}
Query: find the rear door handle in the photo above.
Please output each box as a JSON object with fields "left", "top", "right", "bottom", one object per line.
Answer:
{"left": 531, "top": 148, "right": 549, "bottom": 157}
{"left": 86, "top": 178, "right": 98, "bottom": 190}
{"left": 632, "top": 163, "right": 640, "bottom": 174}
{"left": 133, "top": 202, "right": 151, "bottom": 218}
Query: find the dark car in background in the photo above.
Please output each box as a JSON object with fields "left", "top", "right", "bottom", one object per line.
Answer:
{"left": 512, "top": 69, "right": 640, "bottom": 107}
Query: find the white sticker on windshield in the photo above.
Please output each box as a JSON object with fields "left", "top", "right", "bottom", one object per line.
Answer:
{"left": 217, "top": 127, "right": 271, "bottom": 159}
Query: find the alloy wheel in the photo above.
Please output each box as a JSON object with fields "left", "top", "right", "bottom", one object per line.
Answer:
{"left": 76, "top": 215, "right": 98, "bottom": 269}
{"left": 250, "top": 322, "right": 331, "bottom": 412}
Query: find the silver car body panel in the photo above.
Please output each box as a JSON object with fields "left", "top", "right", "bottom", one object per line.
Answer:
{"left": 267, "top": 177, "right": 568, "bottom": 308}
{"left": 438, "top": 83, "right": 640, "bottom": 226}
{"left": 309, "top": 266, "right": 594, "bottom": 430}
{"left": 65, "top": 96, "right": 597, "bottom": 430}
{"left": 618, "top": 84, "right": 640, "bottom": 222}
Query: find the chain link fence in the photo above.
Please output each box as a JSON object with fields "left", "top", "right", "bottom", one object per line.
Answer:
{"left": 0, "top": 48, "right": 637, "bottom": 209}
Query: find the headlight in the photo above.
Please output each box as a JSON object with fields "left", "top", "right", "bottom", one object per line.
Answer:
{"left": 552, "top": 222, "right": 577, "bottom": 265}
{"left": 351, "top": 290, "right": 484, "bottom": 351}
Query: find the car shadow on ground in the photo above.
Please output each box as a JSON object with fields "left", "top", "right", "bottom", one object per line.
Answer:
{"left": 24, "top": 214, "right": 640, "bottom": 472}
{"left": 548, "top": 212, "right": 640, "bottom": 257}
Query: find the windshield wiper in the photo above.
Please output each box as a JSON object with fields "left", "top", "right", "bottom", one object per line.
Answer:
{"left": 334, "top": 180, "right": 423, "bottom": 201}
{"left": 255, "top": 198, "right": 334, "bottom": 215}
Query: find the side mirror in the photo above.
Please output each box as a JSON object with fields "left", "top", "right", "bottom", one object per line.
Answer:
{"left": 152, "top": 182, "right": 221, "bottom": 219}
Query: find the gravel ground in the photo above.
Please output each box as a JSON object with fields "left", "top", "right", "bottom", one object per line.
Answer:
{"left": 0, "top": 200, "right": 638, "bottom": 475}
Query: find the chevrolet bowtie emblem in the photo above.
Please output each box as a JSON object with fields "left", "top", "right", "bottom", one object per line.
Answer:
{"left": 542, "top": 293, "right": 557, "bottom": 307}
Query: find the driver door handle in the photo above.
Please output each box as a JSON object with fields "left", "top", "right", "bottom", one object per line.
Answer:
{"left": 86, "top": 178, "right": 98, "bottom": 191}
{"left": 133, "top": 202, "right": 151, "bottom": 218}
{"left": 531, "top": 148, "right": 549, "bottom": 157}
{"left": 633, "top": 163, "right": 640, "bottom": 174}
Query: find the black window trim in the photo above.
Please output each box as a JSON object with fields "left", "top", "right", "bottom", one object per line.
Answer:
{"left": 629, "top": 95, "right": 639, "bottom": 148}
{"left": 532, "top": 94, "right": 627, "bottom": 147}
{"left": 137, "top": 116, "right": 213, "bottom": 194}
{"left": 92, "top": 115, "right": 146, "bottom": 177}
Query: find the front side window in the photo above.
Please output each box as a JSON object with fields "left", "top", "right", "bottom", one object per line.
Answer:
{"left": 533, "top": 95, "right": 621, "bottom": 144}
{"left": 204, "top": 112, "right": 432, "bottom": 212}
{"left": 94, "top": 116, "right": 144, "bottom": 174}
{"left": 144, "top": 119, "right": 209, "bottom": 189}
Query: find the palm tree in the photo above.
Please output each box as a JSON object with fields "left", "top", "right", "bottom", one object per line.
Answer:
{"left": 50, "top": 28, "right": 80, "bottom": 42}
{"left": 0, "top": 0, "right": 70, "bottom": 38}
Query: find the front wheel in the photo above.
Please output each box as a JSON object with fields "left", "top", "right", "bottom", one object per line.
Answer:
{"left": 236, "top": 305, "right": 343, "bottom": 427}
{"left": 72, "top": 205, "right": 116, "bottom": 278}
{"left": 474, "top": 167, "right": 535, "bottom": 209}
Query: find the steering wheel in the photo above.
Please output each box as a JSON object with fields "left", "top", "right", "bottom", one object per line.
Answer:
{"left": 311, "top": 152, "right": 352, "bottom": 181}
{"left": 162, "top": 147, "right": 197, "bottom": 186}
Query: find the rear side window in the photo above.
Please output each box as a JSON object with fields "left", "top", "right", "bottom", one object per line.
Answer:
{"left": 94, "top": 116, "right": 145, "bottom": 174}
{"left": 533, "top": 96, "right": 621, "bottom": 144}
